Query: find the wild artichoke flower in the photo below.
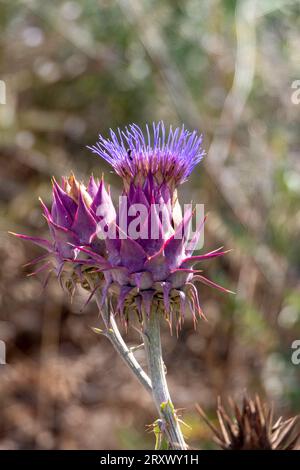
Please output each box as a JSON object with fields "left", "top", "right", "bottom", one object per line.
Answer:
{"left": 87, "top": 121, "right": 230, "bottom": 329}
{"left": 11, "top": 121, "right": 233, "bottom": 450}
{"left": 11, "top": 174, "right": 115, "bottom": 293}
{"left": 13, "top": 122, "right": 230, "bottom": 328}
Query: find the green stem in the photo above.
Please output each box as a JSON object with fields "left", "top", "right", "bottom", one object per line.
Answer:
{"left": 142, "top": 307, "right": 187, "bottom": 450}
{"left": 91, "top": 283, "right": 152, "bottom": 394}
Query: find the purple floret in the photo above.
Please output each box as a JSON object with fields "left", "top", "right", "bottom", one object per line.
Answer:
{"left": 88, "top": 121, "right": 205, "bottom": 187}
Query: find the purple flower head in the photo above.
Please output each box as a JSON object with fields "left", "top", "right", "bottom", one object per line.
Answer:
{"left": 82, "top": 122, "right": 231, "bottom": 330}
{"left": 11, "top": 174, "right": 115, "bottom": 292}
{"left": 88, "top": 122, "right": 205, "bottom": 190}
{"left": 12, "top": 122, "right": 231, "bottom": 331}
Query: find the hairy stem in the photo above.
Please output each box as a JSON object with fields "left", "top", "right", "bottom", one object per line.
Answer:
{"left": 92, "top": 288, "right": 152, "bottom": 394}
{"left": 142, "top": 307, "right": 187, "bottom": 450}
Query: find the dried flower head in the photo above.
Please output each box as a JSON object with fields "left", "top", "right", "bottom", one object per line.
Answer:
{"left": 197, "top": 396, "right": 300, "bottom": 450}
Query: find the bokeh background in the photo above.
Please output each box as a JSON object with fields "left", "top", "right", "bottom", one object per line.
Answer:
{"left": 0, "top": 0, "right": 300, "bottom": 450}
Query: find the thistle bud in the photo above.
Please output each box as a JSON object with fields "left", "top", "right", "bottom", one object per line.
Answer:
{"left": 12, "top": 174, "right": 115, "bottom": 293}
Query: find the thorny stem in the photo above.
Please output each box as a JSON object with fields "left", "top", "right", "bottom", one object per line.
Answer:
{"left": 142, "top": 306, "right": 187, "bottom": 450}
{"left": 93, "top": 288, "right": 152, "bottom": 394}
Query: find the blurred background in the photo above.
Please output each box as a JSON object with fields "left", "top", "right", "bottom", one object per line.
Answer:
{"left": 0, "top": 0, "right": 300, "bottom": 450}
